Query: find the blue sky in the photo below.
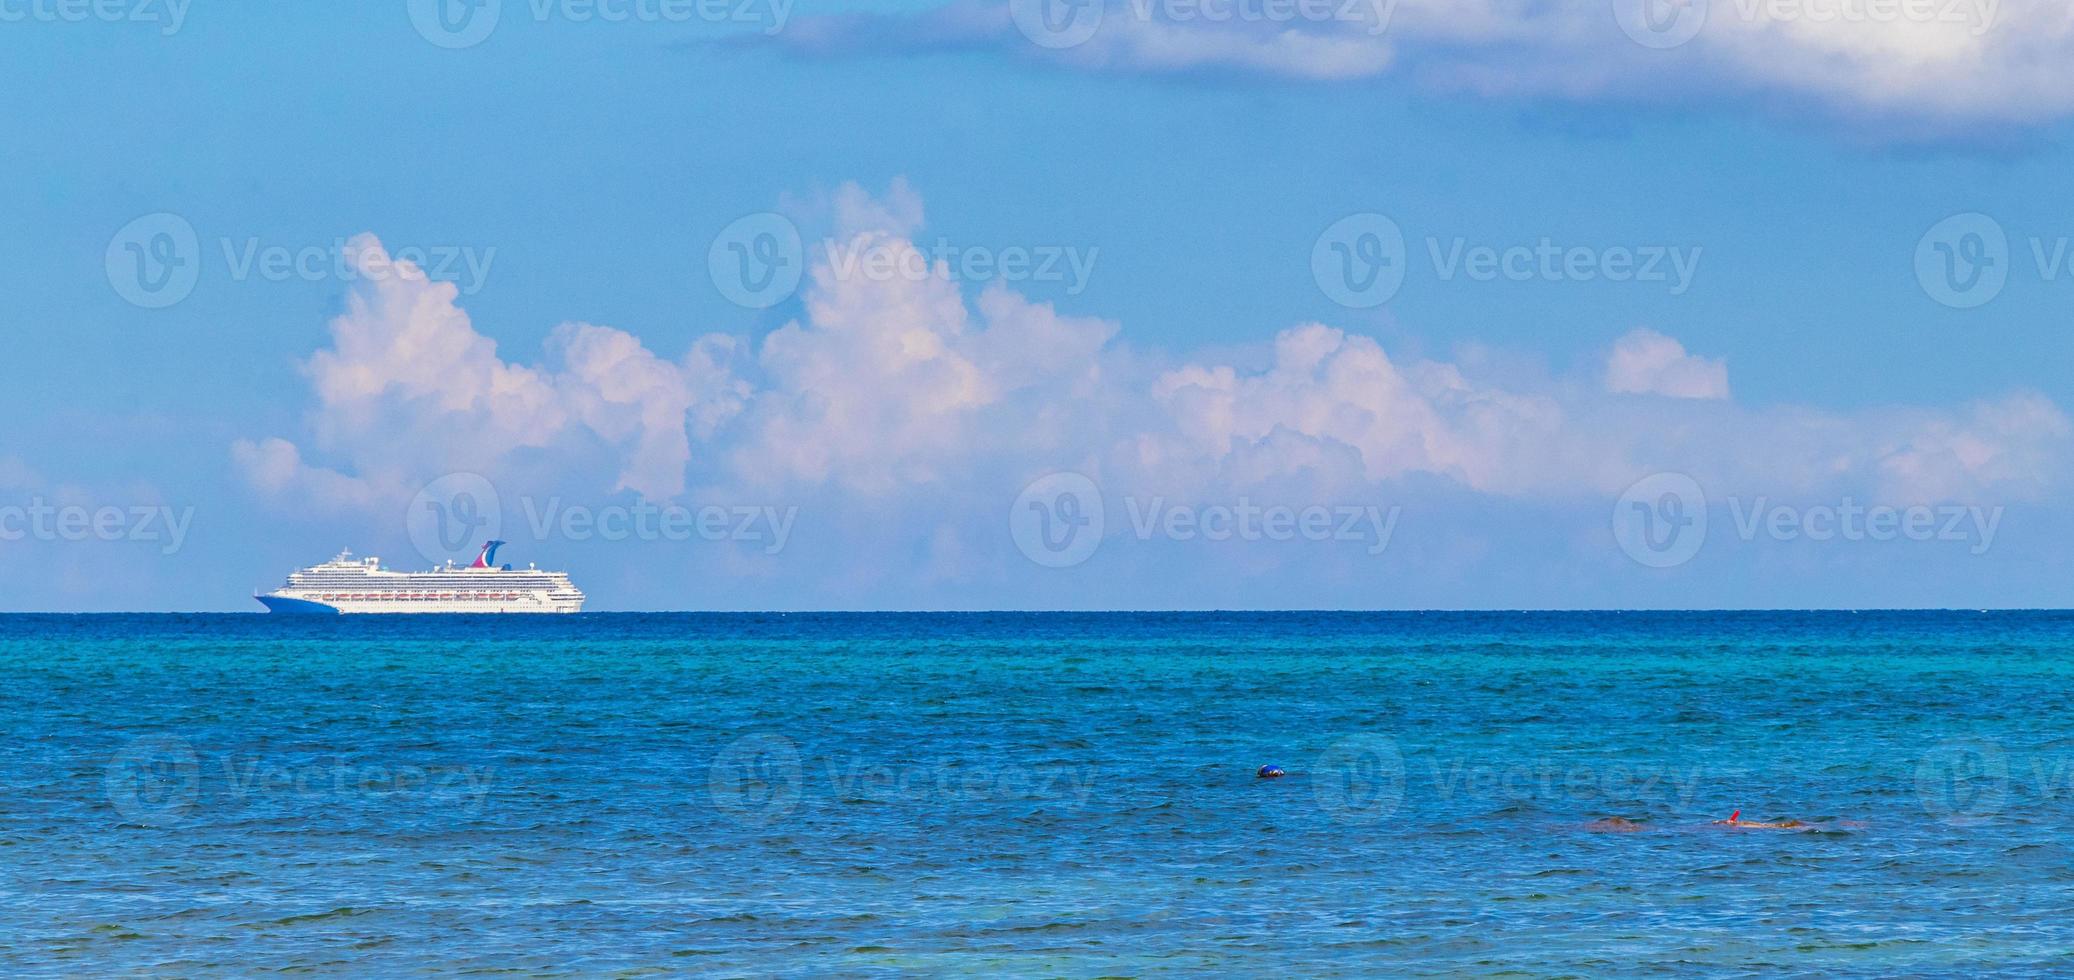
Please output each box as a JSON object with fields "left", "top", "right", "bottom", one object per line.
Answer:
{"left": 5, "top": 0, "right": 2074, "bottom": 610}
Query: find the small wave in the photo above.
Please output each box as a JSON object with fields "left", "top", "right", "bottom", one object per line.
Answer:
{"left": 254, "top": 906, "right": 377, "bottom": 927}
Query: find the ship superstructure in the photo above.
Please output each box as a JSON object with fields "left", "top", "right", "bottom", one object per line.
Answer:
{"left": 256, "top": 542, "right": 584, "bottom": 614}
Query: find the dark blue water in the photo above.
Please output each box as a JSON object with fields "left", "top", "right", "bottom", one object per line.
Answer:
{"left": 2, "top": 612, "right": 2070, "bottom": 973}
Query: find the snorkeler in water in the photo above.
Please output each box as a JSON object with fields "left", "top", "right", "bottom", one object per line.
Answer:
{"left": 1712, "top": 809, "right": 1805, "bottom": 829}
{"left": 1584, "top": 816, "right": 1648, "bottom": 832}
{"left": 1578, "top": 811, "right": 1852, "bottom": 833}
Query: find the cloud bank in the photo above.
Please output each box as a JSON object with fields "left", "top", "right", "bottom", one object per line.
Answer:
{"left": 233, "top": 185, "right": 2071, "bottom": 588}
{"left": 753, "top": 0, "right": 2074, "bottom": 130}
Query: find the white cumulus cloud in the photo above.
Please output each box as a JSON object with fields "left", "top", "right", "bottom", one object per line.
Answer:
{"left": 1604, "top": 328, "right": 1731, "bottom": 400}
{"left": 233, "top": 234, "right": 745, "bottom": 509}
{"left": 730, "top": 185, "right": 1119, "bottom": 494}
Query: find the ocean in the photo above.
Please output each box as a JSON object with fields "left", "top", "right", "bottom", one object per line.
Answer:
{"left": 1, "top": 611, "right": 2068, "bottom": 974}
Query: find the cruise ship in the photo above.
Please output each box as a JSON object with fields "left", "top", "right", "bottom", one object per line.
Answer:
{"left": 256, "top": 542, "right": 585, "bottom": 614}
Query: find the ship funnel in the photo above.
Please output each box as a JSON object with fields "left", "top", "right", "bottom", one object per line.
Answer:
{"left": 471, "top": 540, "right": 507, "bottom": 569}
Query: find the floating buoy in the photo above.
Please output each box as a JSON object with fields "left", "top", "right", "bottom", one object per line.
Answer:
{"left": 1257, "top": 765, "right": 1286, "bottom": 779}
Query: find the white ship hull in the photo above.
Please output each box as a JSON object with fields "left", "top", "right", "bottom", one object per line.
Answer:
{"left": 257, "top": 592, "right": 583, "bottom": 615}
{"left": 257, "top": 543, "right": 585, "bottom": 615}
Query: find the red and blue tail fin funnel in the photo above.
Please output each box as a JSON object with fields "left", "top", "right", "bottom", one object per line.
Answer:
{"left": 470, "top": 540, "right": 506, "bottom": 569}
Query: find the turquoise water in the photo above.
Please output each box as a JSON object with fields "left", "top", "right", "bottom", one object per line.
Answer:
{"left": 2, "top": 611, "right": 2070, "bottom": 974}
